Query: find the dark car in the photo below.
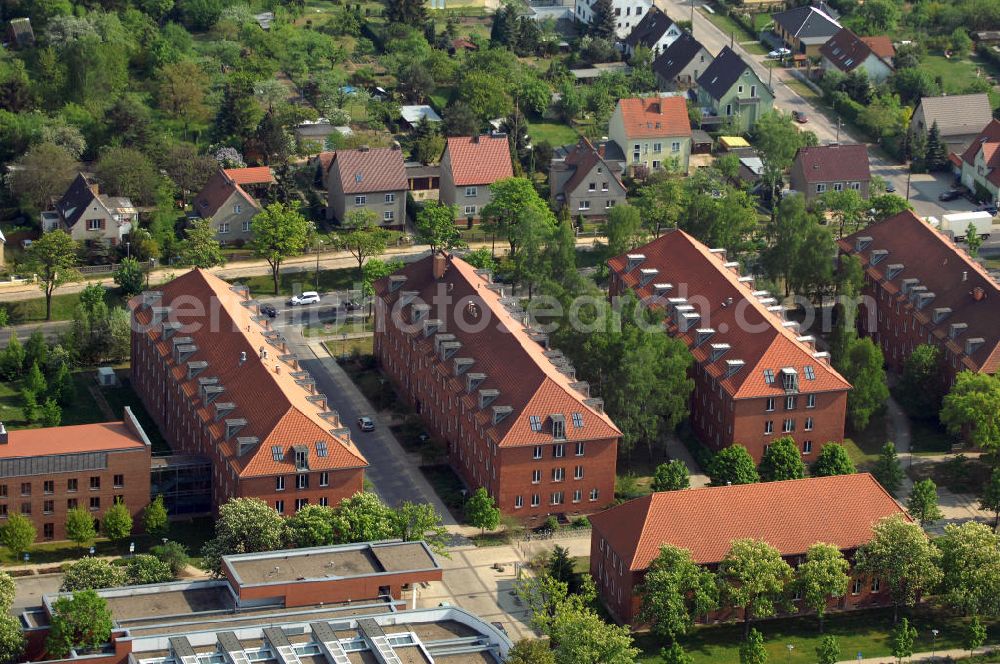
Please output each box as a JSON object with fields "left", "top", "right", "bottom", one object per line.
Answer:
{"left": 792, "top": 110, "right": 808, "bottom": 123}
{"left": 260, "top": 304, "right": 277, "bottom": 318}
{"left": 344, "top": 300, "right": 361, "bottom": 311}
{"left": 885, "top": 182, "right": 896, "bottom": 193}
{"left": 358, "top": 416, "right": 375, "bottom": 432}
{"left": 938, "top": 189, "right": 962, "bottom": 202}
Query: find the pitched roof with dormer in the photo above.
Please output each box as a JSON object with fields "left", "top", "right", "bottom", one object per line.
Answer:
{"left": 771, "top": 4, "right": 841, "bottom": 43}
{"left": 375, "top": 254, "right": 621, "bottom": 448}
{"left": 614, "top": 96, "right": 692, "bottom": 140}
{"left": 960, "top": 119, "right": 1000, "bottom": 187}
{"left": 558, "top": 138, "right": 626, "bottom": 198}
{"left": 55, "top": 173, "right": 135, "bottom": 229}
{"left": 129, "top": 270, "right": 368, "bottom": 478}
{"left": 195, "top": 169, "right": 262, "bottom": 220}
{"left": 443, "top": 136, "right": 514, "bottom": 187}
{"left": 623, "top": 6, "right": 677, "bottom": 50}
{"left": 794, "top": 143, "right": 871, "bottom": 183}
{"left": 608, "top": 230, "right": 851, "bottom": 400}
{"left": 839, "top": 210, "right": 1000, "bottom": 375}
{"left": 652, "top": 32, "right": 709, "bottom": 82}
{"left": 589, "top": 474, "right": 908, "bottom": 571}
{"left": 820, "top": 27, "right": 893, "bottom": 73}
{"left": 696, "top": 47, "right": 759, "bottom": 102}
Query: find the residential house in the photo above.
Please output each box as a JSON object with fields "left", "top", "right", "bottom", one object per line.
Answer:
{"left": 608, "top": 96, "right": 692, "bottom": 174}
{"left": 839, "top": 210, "right": 1000, "bottom": 386}
{"left": 820, "top": 27, "right": 894, "bottom": 83}
{"left": 959, "top": 119, "right": 1000, "bottom": 202}
{"left": 652, "top": 32, "right": 713, "bottom": 90}
{"left": 623, "top": 7, "right": 683, "bottom": 57}
{"left": 590, "top": 474, "right": 909, "bottom": 625}
{"left": 5, "top": 17, "right": 33, "bottom": 48}
{"left": 400, "top": 105, "right": 443, "bottom": 130}
{"left": 609, "top": 230, "right": 851, "bottom": 461}
{"left": 574, "top": 0, "right": 653, "bottom": 38}
{"left": 0, "top": 411, "right": 151, "bottom": 542}
{"left": 48, "top": 173, "right": 136, "bottom": 247}
{"left": 439, "top": 136, "right": 514, "bottom": 222}
{"left": 771, "top": 3, "right": 841, "bottom": 56}
{"left": 911, "top": 94, "right": 994, "bottom": 157}
{"left": 861, "top": 35, "right": 895, "bottom": 62}
{"left": 129, "top": 270, "right": 369, "bottom": 515}
{"left": 194, "top": 167, "right": 273, "bottom": 243}
{"left": 374, "top": 253, "right": 621, "bottom": 519}
{"left": 406, "top": 162, "right": 441, "bottom": 202}
{"left": 696, "top": 47, "right": 774, "bottom": 133}
{"left": 549, "top": 138, "right": 628, "bottom": 218}
{"left": 789, "top": 143, "right": 871, "bottom": 202}
{"left": 738, "top": 155, "right": 765, "bottom": 185}
{"left": 326, "top": 146, "right": 407, "bottom": 228}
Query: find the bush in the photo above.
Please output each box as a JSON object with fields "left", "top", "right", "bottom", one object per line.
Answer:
{"left": 150, "top": 541, "right": 190, "bottom": 577}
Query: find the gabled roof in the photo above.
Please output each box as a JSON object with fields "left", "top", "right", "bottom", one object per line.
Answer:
{"left": 820, "top": 27, "right": 891, "bottom": 73}
{"left": 589, "top": 474, "right": 908, "bottom": 570}
{"left": 54, "top": 173, "right": 135, "bottom": 228}
{"left": 400, "top": 105, "right": 442, "bottom": 125}
{"left": 7, "top": 17, "right": 33, "bottom": 44}
{"left": 557, "top": 138, "right": 626, "bottom": 198}
{"left": 195, "top": 169, "right": 259, "bottom": 220}
{"left": 696, "top": 47, "right": 757, "bottom": 102}
{"left": 652, "top": 32, "right": 708, "bottom": 81}
{"left": 129, "top": 270, "right": 368, "bottom": 477}
{"left": 444, "top": 136, "right": 513, "bottom": 187}
{"left": 794, "top": 143, "right": 871, "bottom": 183}
{"left": 960, "top": 119, "right": 1000, "bottom": 186}
{"left": 375, "top": 254, "right": 621, "bottom": 448}
{"left": 224, "top": 167, "right": 274, "bottom": 186}
{"left": 330, "top": 147, "right": 407, "bottom": 195}
{"left": 624, "top": 6, "right": 676, "bottom": 49}
{"left": 916, "top": 94, "right": 993, "bottom": 138}
{"left": 614, "top": 96, "right": 691, "bottom": 139}
{"left": 608, "top": 230, "right": 851, "bottom": 400}
{"left": 860, "top": 35, "right": 895, "bottom": 60}
{"left": 771, "top": 4, "right": 841, "bottom": 43}
{"left": 839, "top": 211, "right": 1000, "bottom": 375}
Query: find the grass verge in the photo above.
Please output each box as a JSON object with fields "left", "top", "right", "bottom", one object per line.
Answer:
{"left": 1, "top": 288, "right": 126, "bottom": 325}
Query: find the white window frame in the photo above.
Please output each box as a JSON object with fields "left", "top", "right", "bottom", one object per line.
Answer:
{"left": 574, "top": 465, "right": 584, "bottom": 480}
{"left": 589, "top": 488, "right": 599, "bottom": 502}
{"left": 275, "top": 500, "right": 284, "bottom": 514}
{"left": 833, "top": 182, "right": 844, "bottom": 192}
{"left": 764, "top": 420, "right": 774, "bottom": 434}
{"left": 87, "top": 219, "right": 102, "bottom": 231}
{"left": 464, "top": 186, "right": 478, "bottom": 197}
{"left": 276, "top": 476, "right": 285, "bottom": 491}
{"left": 514, "top": 495, "right": 523, "bottom": 509}
{"left": 464, "top": 205, "right": 477, "bottom": 215}
{"left": 234, "top": 204, "right": 241, "bottom": 214}
{"left": 533, "top": 445, "right": 543, "bottom": 459}
{"left": 803, "top": 440, "right": 813, "bottom": 454}
{"left": 319, "top": 472, "right": 329, "bottom": 487}
{"left": 653, "top": 143, "right": 663, "bottom": 154}
{"left": 242, "top": 220, "right": 251, "bottom": 232}
{"left": 553, "top": 468, "right": 565, "bottom": 482}
{"left": 783, "top": 418, "right": 794, "bottom": 433}
{"left": 765, "top": 397, "right": 775, "bottom": 412}
{"left": 816, "top": 183, "right": 827, "bottom": 193}
{"left": 671, "top": 141, "right": 681, "bottom": 153}
{"left": 219, "top": 223, "right": 230, "bottom": 234}
{"left": 579, "top": 200, "right": 591, "bottom": 210}
{"left": 531, "top": 494, "right": 540, "bottom": 507}
{"left": 575, "top": 442, "right": 585, "bottom": 456}
{"left": 532, "top": 469, "right": 541, "bottom": 484}
{"left": 805, "top": 417, "right": 814, "bottom": 431}
{"left": 355, "top": 195, "right": 367, "bottom": 206}
{"left": 807, "top": 394, "right": 816, "bottom": 408}
{"left": 384, "top": 210, "right": 394, "bottom": 221}
{"left": 385, "top": 193, "right": 396, "bottom": 203}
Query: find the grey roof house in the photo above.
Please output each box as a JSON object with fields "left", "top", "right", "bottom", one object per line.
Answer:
{"left": 549, "top": 138, "right": 627, "bottom": 218}
{"left": 696, "top": 46, "right": 774, "bottom": 133}
{"left": 5, "top": 17, "right": 33, "bottom": 48}
{"left": 911, "top": 93, "right": 994, "bottom": 157}
{"left": 771, "top": 3, "right": 841, "bottom": 55}
{"left": 326, "top": 146, "right": 408, "bottom": 228}
{"left": 652, "top": 32, "right": 713, "bottom": 90}
{"left": 623, "top": 7, "right": 683, "bottom": 57}
{"left": 48, "top": 173, "right": 136, "bottom": 246}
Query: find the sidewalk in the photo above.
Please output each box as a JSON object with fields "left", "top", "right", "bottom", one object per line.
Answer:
{"left": 664, "top": 432, "right": 710, "bottom": 487}
{"left": 837, "top": 645, "right": 996, "bottom": 662}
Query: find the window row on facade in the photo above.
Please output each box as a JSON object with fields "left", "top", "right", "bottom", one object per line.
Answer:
{"left": 512, "top": 488, "right": 601, "bottom": 509}
{"left": 0, "top": 475, "right": 124, "bottom": 497}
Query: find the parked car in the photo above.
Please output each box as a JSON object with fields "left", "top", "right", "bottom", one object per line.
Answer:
{"left": 978, "top": 202, "right": 999, "bottom": 215}
{"left": 938, "top": 189, "right": 962, "bottom": 202}
{"left": 358, "top": 416, "right": 375, "bottom": 432}
{"left": 288, "top": 291, "right": 320, "bottom": 305}
{"left": 767, "top": 47, "right": 791, "bottom": 58}
{"left": 792, "top": 110, "right": 808, "bottom": 123}
{"left": 260, "top": 304, "right": 277, "bottom": 318}
{"left": 885, "top": 183, "right": 896, "bottom": 193}
{"left": 344, "top": 300, "right": 361, "bottom": 311}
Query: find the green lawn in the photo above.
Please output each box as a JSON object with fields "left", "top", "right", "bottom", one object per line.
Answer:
{"left": 100, "top": 380, "right": 171, "bottom": 455}
{"left": 637, "top": 607, "right": 997, "bottom": 664}
{"left": 921, "top": 54, "right": 999, "bottom": 95}
{"left": 234, "top": 265, "right": 363, "bottom": 298}
{"left": 1, "top": 288, "right": 126, "bottom": 324}
{"left": 909, "top": 417, "right": 955, "bottom": 455}
{"left": 841, "top": 412, "right": 890, "bottom": 469}
{"left": 0, "top": 372, "right": 108, "bottom": 430}
{"left": 698, "top": 8, "right": 768, "bottom": 56}
{"left": 784, "top": 78, "right": 820, "bottom": 101}
{"left": 528, "top": 122, "right": 582, "bottom": 147}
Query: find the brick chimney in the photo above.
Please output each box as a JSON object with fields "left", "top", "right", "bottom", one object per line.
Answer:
{"left": 597, "top": 143, "right": 606, "bottom": 157}
{"left": 433, "top": 251, "right": 448, "bottom": 280}
{"left": 972, "top": 286, "right": 986, "bottom": 301}
{"left": 471, "top": 135, "right": 480, "bottom": 144}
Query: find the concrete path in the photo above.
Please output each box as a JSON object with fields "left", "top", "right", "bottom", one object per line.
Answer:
{"left": 837, "top": 645, "right": 996, "bottom": 662}
{"left": 285, "top": 329, "right": 458, "bottom": 524}
{"left": 886, "top": 394, "right": 916, "bottom": 500}
{"left": 664, "top": 432, "right": 710, "bottom": 487}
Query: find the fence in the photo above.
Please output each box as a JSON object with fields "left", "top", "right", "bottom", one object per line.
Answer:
{"left": 77, "top": 260, "right": 156, "bottom": 276}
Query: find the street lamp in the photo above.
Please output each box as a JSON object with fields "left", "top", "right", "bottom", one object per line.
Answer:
{"left": 931, "top": 629, "right": 939, "bottom": 661}
{"left": 786, "top": 644, "right": 794, "bottom": 662}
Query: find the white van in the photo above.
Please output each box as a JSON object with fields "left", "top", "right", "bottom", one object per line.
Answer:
{"left": 288, "top": 291, "right": 321, "bottom": 305}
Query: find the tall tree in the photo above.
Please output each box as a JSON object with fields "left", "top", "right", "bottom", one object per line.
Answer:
{"left": 95, "top": 147, "right": 163, "bottom": 206}
{"left": 505, "top": 639, "right": 555, "bottom": 664}
{"left": 142, "top": 495, "right": 169, "bottom": 539}
{"left": 46, "top": 590, "right": 113, "bottom": 658}
{"left": 739, "top": 628, "right": 766, "bottom": 664}
{"left": 465, "top": 487, "right": 500, "bottom": 534}
{"left": 811, "top": 443, "right": 856, "bottom": 477}
{"left": 390, "top": 501, "right": 449, "bottom": 555}
{"left": 250, "top": 202, "right": 311, "bottom": 295}
{"left": 979, "top": 467, "right": 1000, "bottom": 530}
{"left": 872, "top": 442, "right": 904, "bottom": 495}
{"left": 605, "top": 204, "right": 646, "bottom": 257}
{"left": 718, "top": 539, "right": 793, "bottom": 637}
{"left": 101, "top": 498, "right": 133, "bottom": 544}
{"left": 1, "top": 514, "right": 35, "bottom": 560}
{"left": 25, "top": 230, "right": 79, "bottom": 321}
{"left": 762, "top": 194, "right": 835, "bottom": 298}
{"left": 968, "top": 223, "right": 984, "bottom": 257}
{"left": 925, "top": 121, "right": 948, "bottom": 171}
{"left": 113, "top": 258, "right": 144, "bottom": 298}
{"left": 60, "top": 558, "right": 126, "bottom": 592}
{"left": 179, "top": 219, "right": 225, "bottom": 269}
{"left": 660, "top": 643, "right": 693, "bottom": 664}
{"left": 757, "top": 436, "right": 806, "bottom": 482}
{"left": 936, "top": 521, "right": 1000, "bottom": 617}
{"left": 890, "top": 618, "right": 917, "bottom": 662}
{"left": 898, "top": 344, "right": 944, "bottom": 417}
{"left": 965, "top": 617, "right": 987, "bottom": 657}
{"left": 639, "top": 545, "right": 719, "bottom": 640}
{"left": 906, "top": 479, "right": 943, "bottom": 526}
{"left": 838, "top": 337, "right": 889, "bottom": 431}
{"left": 509, "top": 205, "right": 554, "bottom": 297}
{"left": 549, "top": 604, "right": 639, "bottom": 664}
{"left": 545, "top": 210, "right": 580, "bottom": 290}
{"left": 65, "top": 506, "right": 97, "bottom": 549}
{"left": 161, "top": 142, "right": 217, "bottom": 205}
{"left": 941, "top": 372, "right": 1000, "bottom": 452}
{"left": 384, "top": 0, "right": 426, "bottom": 25}
{"left": 636, "top": 176, "right": 684, "bottom": 236}
{"left": 651, "top": 460, "right": 690, "bottom": 492}
{"left": 8, "top": 142, "right": 77, "bottom": 214}
{"left": 215, "top": 73, "right": 262, "bottom": 146}
{"left": 481, "top": 177, "right": 555, "bottom": 256}
{"left": 337, "top": 210, "right": 394, "bottom": 279}
{"left": 795, "top": 543, "right": 850, "bottom": 632}
{"left": 751, "top": 111, "right": 814, "bottom": 205}
{"left": 816, "top": 635, "right": 841, "bottom": 664}
{"left": 588, "top": 0, "right": 616, "bottom": 39}
{"left": 855, "top": 515, "right": 942, "bottom": 623}
{"left": 548, "top": 545, "right": 576, "bottom": 589}
{"left": 330, "top": 492, "right": 395, "bottom": 544}
{"left": 708, "top": 445, "right": 759, "bottom": 486}
{"left": 200, "top": 497, "right": 286, "bottom": 575}
{"left": 415, "top": 202, "right": 463, "bottom": 252}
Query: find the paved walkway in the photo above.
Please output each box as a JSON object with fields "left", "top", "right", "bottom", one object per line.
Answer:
{"left": 837, "top": 645, "right": 996, "bottom": 662}
{"left": 664, "top": 432, "right": 710, "bottom": 487}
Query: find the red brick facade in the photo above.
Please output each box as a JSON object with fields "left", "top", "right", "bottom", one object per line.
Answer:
{"left": 609, "top": 231, "right": 850, "bottom": 462}
{"left": 374, "top": 253, "right": 620, "bottom": 520}
{"left": 129, "top": 270, "right": 366, "bottom": 516}
{"left": 0, "top": 414, "right": 151, "bottom": 543}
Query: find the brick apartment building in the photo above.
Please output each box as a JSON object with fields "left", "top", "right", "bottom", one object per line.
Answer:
{"left": 609, "top": 230, "right": 851, "bottom": 462}
{"left": 129, "top": 270, "right": 368, "bottom": 515}
{"left": 840, "top": 210, "right": 1000, "bottom": 386}
{"left": 374, "top": 253, "right": 621, "bottom": 520}
{"left": 589, "top": 473, "right": 909, "bottom": 625}
{"left": 0, "top": 410, "right": 151, "bottom": 542}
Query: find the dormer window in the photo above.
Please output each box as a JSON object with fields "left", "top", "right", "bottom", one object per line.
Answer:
{"left": 551, "top": 414, "right": 566, "bottom": 440}
{"left": 780, "top": 368, "right": 799, "bottom": 393}
{"left": 294, "top": 446, "right": 309, "bottom": 471}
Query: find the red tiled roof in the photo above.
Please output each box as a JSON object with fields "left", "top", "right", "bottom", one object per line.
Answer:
{"left": 949, "top": 152, "right": 963, "bottom": 168}
{"left": 0, "top": 421, "right": 147, "bottom": 458}
{"left": 331, "top": 147, "right": 407, "bottom": 195}
{"left": 317, "top": 152, "right": 336, "bottom": 174}
{"left": 195, "top": 169, "right": 259, "bottom": 220}
{"left": 444, "top": 136, "right": 513, "bottom": 187}
{"left": 615, "top": 96, "right": 691, "bottom": 139}
{"left": 224, "top": 167, "right": 274, "bottom": 185}
{"left": 589, "top": 474, "right": 908, "bottom": 570}
{"left": 860, "top": 35, "right": 895, "bottom": 60}
{"left": 129, "top": 270, "right": 367, "bottom": 477}
{"left": 794, "top": 143, "right": 871, "bottom": 183}
{"left": 839, "top": 211, "right": 1000, "bottom": 374}
{"left": 608, "top": 231, "right": 851, "bottom": 399}
{"left": 960, "top": 120, "right": 1000, "bottom": 186}
{"left": 375, "top": 254, "right": 621, "bottom": 447}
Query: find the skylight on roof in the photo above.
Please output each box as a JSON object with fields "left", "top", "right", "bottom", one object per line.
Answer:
{"left": 763, "top": 369, "right": 775, "bottom": 384}
{"left": 271, "top": 446, "right": 283, "bottom": 462}
{"left": 529, "top": 415, "right": 542, "bottom": 432}
{"left": 572, "top": 412, "right": 584, "bottom": 428}
{"left": 316, "top": 441, "right": 328, "bottom": 457}
{"left": 804, "top": 365, "right": 816, "bottom": 380}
